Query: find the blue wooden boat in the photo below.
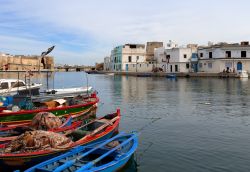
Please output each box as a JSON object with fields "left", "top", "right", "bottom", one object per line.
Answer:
{"left": 23, "top": 132, "right": 138, "bottom": 172}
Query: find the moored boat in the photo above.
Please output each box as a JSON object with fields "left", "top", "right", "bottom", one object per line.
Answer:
{"left": 23, "top": 132, "right": 138, "bottom": 172}
{"left": 0, "top": 112, "right": 83, "bottom": 144}
{"left": 0, "top": 109, "right": 121, "bottom": 171}
{"left": 0, "top": 79, "right": 42, "bottom": 96}
{"left": 45, "top": 86, "right": 93, "bottom": 95}
{"left": 0, "top": 92, "right": 99, "bottom": 126}
{"left": 166, "top": 73, "right": 177, "bottom": 79}
{"left": 235, "top": 70, "right": 248, "bottom": 78}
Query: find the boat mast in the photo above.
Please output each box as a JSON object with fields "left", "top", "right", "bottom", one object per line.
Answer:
{"left": 86, "top": 72, "right": 89, "bottom": 96}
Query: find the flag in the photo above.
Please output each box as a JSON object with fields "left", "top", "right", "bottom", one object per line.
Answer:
{"left": 41, "top": 46, "right": 55, "bottom": 56}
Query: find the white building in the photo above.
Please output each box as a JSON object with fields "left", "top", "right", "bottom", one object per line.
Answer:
{"left": 109, "top": 44, "right": 152, "bottom": 72}
{"left": 197, "top": 41, "right": 250, "bottom": 73}
{"left": 154, "top": 44, "right": 197, "bottom": 73}
{"left": 103, "top": 56, "right": 111, "bottom": 71}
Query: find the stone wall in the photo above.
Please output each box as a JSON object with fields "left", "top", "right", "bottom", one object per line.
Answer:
{"left": 0, "top": 55, "right": 54, "bottom": 71}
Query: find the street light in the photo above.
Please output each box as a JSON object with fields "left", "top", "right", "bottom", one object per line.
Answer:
{"left": 136, "top": 56, "right": 139, "bottom": 72}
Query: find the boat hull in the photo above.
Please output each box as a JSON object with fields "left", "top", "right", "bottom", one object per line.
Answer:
{"left": 23, "top": 132, "right": 137, "bottom": 172}
{"left": 0, "top": 128, "right": 117, "bottom": 171}
{"left": 0, "top": 97, "right": 98, "bottom": 126}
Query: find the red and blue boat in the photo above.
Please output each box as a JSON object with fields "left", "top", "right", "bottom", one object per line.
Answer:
{"left": 0, "top": 109, "right": 120, "bottom": 171}
{"left": 0, "top": 115, "right": 83, "bottom": 144}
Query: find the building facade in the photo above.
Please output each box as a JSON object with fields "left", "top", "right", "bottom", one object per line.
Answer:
{"left": 103, "top": 56, "right": 111, "bottom": 71}
{"left": 154, "top": 44, "right": 198, "bottom": 73}
{"left": 145, "top": 42, "right": 163, "bottom": 62}
{"left": 197, "top": 42, "right": 250, "bottom": 73}
{"left": 110, "top": 44, "right": 146, "bottom": 72}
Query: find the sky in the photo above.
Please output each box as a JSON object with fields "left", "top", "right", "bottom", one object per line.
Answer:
{"left": 0, "top": 0, "right": 250, "bottom": 65}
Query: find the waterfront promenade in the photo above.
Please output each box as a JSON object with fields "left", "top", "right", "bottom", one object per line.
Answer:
{"left": 91, "top": 71, "right": 238, "bottom": 78}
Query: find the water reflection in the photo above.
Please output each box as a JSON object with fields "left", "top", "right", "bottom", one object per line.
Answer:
{"left": 2, "top": 72, "right": 250, "bottom": 171}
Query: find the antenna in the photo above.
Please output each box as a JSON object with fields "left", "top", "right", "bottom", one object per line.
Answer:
{"left": 85, "top": 72, "right": 89, "bottom": 97}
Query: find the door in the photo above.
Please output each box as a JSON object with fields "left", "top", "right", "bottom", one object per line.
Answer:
{"left": 237, "top": 62, "right": 242, "bottom": 70}
{"left": 193, "top": 63, "right": 198, "bottom": 72}
{"left": 126, "top": 64, "right": 128, "bottom": 71}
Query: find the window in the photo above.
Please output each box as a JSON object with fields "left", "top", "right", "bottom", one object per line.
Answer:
{"left": 147, "top": 64, "right": 149, "bottom": 67}
{"left": 199, "top": 63, "right": 203, "bottom": 68}
{"left": 208, "top": 63, "right": 213, "bottom": 68}
{"left": 11, "top": 82, "right": 25, "bottom": 88}
{"left": 0, "top": 82, "right": 8, "bottom": 89}
{"left": 200, "top": 53, "right": 203, "bottom": 57}
{"left": 186, "top": 63, "right": 189, "bottom": 69}
{"left": 133, "top": 64, "right": 135, "bottom": 67}
{"left": 128, "top": 56, "right": 132, "bottom": 62}
{"left": 225, "top": 51, "right": 231, "bottom": 58}
{"left": 184, "top": 54, "right": 187, "bottom": 58}
{"left": 140, "top": 64, "right": 141, "bottom": 67}
{"left": 241, "top": 51, "right": 247, "bottom": 58}
{"left": 209, "top": 52, "right": 213, "bottom": 58}
{"left": 137, "top": 56, "right": 139, "bottom": 61}
{"left": 175, "top": 65, "right": 178, "bottom": 72}
{"left": 225, "top": 62, "right": 232, "bottom": 68}
{"left": 166, "top": 55, "right": 170, "bottom": 63}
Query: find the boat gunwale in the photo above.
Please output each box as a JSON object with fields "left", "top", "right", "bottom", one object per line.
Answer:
{"left": 0, "top": 97, "right": 99, "bottom": 117}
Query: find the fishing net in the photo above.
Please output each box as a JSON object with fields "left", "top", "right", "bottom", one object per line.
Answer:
{"left": 4, "top": 130, "right": 72, "bottom": 153}
{"left": 31, "top": 112, "right": 62, "bottom": 130}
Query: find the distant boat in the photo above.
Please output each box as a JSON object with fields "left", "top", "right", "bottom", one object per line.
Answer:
{"left": 166, "top": 74, "right": 177, "bottom": 79}
{"left": 23, "top": 132, "right": 138, "bottom": 172}
{"left": 0, "top": 79, "right": 41, "bottom": 96}
{"left": 86, "top": 70, "right": 99, "bottom": 74}
{"left": 45, "top": 86, "right": 93, "bottom": 95}
{"left": 136, "top": 73, "right": 151, "bottom": 77}
{"left": 106, "top": 73, "right": 115, "bottom": 76}
{"left": 235, "top": 70, "right": 248, "bottom": 78}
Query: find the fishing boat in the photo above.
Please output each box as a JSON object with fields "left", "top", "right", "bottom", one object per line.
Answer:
{"left": 0, "top": 109, "right": 121, "bottom": 171}
{"left": 23, "top": 132, "right": 138, "bottom": 172}
{"left": 0, "top": 79, "right": 42, "bottom": 96}
{"left": 0, "top": 92, "right": 99, "bottom": 126}
{"left": 0, "top": 112, "right": 83, "bottom": 144}
{"left": 45, "top": 86, "right": 93, "bottom": 95}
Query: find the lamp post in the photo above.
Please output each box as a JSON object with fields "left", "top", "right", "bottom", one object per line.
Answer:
{"left": 136, "top": 56, "right": 139, "bottom": 72}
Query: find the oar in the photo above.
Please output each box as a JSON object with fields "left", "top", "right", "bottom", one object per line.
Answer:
{"left": 75, "top": 133, "right": 137, "bottom": 172}
{"left": 90, "top": 116, "right": 119, "bottom": 136}
{"left": 52, "top": 132, "right": 127, "bottom": 172}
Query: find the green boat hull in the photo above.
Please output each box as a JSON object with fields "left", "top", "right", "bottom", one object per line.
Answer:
{"left": 0, "top": 103, "right": 97, "bottom": 125}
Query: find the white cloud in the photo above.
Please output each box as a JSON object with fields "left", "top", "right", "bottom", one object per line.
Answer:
{"left": 1, "top": 0, "right": 250, "bottom": 64}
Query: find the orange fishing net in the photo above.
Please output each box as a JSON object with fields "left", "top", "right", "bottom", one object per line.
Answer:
{"left": 31, "top": 112, "right": 62, "bottom": 130}
{"left": 4, "top": 130, "right": 72, "bottom": 153}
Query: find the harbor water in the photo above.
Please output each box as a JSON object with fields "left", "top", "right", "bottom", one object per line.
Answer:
{"left": 1, "top": 72, "right": 250, "bottom": 172}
